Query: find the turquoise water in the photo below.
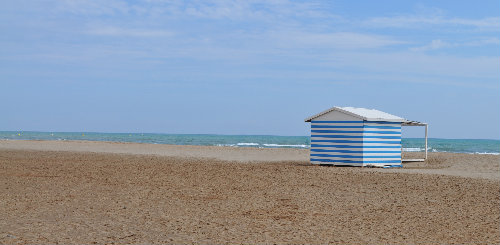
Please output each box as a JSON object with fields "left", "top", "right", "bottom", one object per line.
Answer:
{"left": 1, "top": 131, "right": 499, "bottom": 154}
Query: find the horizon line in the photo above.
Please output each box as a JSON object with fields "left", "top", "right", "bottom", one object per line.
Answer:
{"left": 1, "top": 130, "right": 499, "bottom": 141}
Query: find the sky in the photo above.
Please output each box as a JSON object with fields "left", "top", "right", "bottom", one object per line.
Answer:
{"left": 1, "top": 0, "right": 499, "bottom": 139}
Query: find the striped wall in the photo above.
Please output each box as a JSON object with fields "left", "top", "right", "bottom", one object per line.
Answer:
{"left": 310, "top": 120, "right": 402, "bottom": 167}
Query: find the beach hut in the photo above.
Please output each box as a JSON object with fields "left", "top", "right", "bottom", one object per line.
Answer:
{"left": 305, "top": 106, "right": 427, "bottom": 167}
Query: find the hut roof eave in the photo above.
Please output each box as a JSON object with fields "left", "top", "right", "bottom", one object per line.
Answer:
{"left": 304, "top": 106, "right": 407, "bottom": 123}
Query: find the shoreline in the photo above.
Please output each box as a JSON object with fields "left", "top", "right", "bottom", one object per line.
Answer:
{"left": 2, "top": 138, "right": 499, "bottom": 154}
{"left": 1, "top": 135, "right": 499, "bottom": 155}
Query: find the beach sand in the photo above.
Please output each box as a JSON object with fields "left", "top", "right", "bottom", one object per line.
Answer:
{"left": 0, "top": 140, "right": 499, "bottom": 244}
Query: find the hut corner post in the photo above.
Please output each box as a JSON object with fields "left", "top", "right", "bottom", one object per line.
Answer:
{"left": 425, "top": 124, "right": 428, "bottom": 160}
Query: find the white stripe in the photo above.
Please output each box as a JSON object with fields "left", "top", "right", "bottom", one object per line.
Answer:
{"left": 311, "top": 152, "right": 365, "bottom": 156}
{"left": 311, "top": 127, "right": 401, "bottom": 133}
{"left": 363, "top": 133, "right": 401, "bottom": 136}
{"left": 311, "top": 147, "right": 402, "bottom": 153}
{"left": 311, "top": 155, "right": 401, "bottom": 161}
{"left": 311, "top": 136, "right": 400, "bottom": 142}
{"left": 363, "top": 143, "right": 401, "bottom": 147}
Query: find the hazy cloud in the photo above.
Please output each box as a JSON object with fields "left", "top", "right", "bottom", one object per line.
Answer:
{"left": 266, "top": 31, "right": 405, "bottom": 50}
{"left": 410, "top": 37, "right": 500, "bottom": 52}
{"left": 54, "top": 0, "right": 337, "bottom": 21}
{"left": 410, "top": 39, "right": 449, "bottom": 51}
{"left": 86, "top": 26, "right": 174, "bottom": 37}
{"left": 365, "top": 15, "right": 500, "bottom": 31}
{"left": 56, "top": 0, "right": 130, "bottom": 16}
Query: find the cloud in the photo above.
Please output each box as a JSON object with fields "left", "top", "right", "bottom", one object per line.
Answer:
{"left": 54, "top": 0, "right": 337, "bottom": 21}
{"left": 86, "top": 26, "right": 174, "bottom": 37}
{"left": 56, "top": 0, "right": 129, "bottom": 16}
{"left": 410, "top": 39, "right": 449, "bottom": 51}
{"left": 181, "top": 0, "right": 337, "bottom": 20}
{"left": 3, "top": 1, "right": 498, "bottom": 89}
{"left": 310, "top": 51, "right": 500, "bottom": 87}
{"left": 410, "top": 38, "right": 500, "bottom": 52}
{"left": 365, "top": 15, "right": 500, "bottom": 31}
{"left": 463, "top": 37, "right": 500, "bottom": 46}
{"left": 270, "top": 31, "right": 405, "bottom": 50}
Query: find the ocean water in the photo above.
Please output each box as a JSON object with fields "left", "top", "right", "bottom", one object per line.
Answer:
{"left": 1, "top": 131, "right": 499, "bottom": 155}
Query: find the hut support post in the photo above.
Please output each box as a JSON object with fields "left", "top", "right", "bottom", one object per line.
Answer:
{"left": 425, "top": 124, "right": 428, "bottom": 160}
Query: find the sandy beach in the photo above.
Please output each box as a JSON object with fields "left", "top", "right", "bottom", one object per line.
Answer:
{"left": 1, "top": 140, "right": 499, "bottom": 244}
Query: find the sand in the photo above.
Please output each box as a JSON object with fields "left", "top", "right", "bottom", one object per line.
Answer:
{"left": 0, "top": 140, "right": 308, "bottom": 162}
{"left": 0, "top": 140, "right": 499, "bottom": 244}
{"left": 1, "top": 140, "right": 498, "bottom": 180}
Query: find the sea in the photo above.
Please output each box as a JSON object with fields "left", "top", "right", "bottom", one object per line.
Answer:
{"left": 1, "top": 131, "right": 499, "bottom": 155}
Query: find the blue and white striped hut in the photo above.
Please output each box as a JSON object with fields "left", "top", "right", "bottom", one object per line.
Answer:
{"left": 305, "top": 106, "right": 428, "bottom": 167}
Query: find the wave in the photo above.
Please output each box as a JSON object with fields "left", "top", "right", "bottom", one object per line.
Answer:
{"left": 214, "top": 143, "right": 309, "bottom": 148}
{"left": 236, "top": 143, "right": 259, "bottom": 146}
{"left": 402, "top": 147, "right": 422, "bottom": 152}
{"left": 403, "top": 147, "right": 432, "bottom": 152}
{"left": 473, "top": 152, "right": 500, "bottom": 155}
{"left": 404, "top": 148, "right": 499, "bottom": 155}
{"left": 215, "top": 143, "right": 260, "bottom": 147}
{"left": 216, "top": 144, "right": 237, "bottom": 147}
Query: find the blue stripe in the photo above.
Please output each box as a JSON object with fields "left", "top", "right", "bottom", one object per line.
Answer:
{"left": 311, "top": 149, "right": 401, "bottom": 153}
{"left": 311, "top": 144, "right": 401, "bottom": 148}
{"left": 311, "top": 125, "right": 364, "bottom": 128}
{"left": 311, "top": 144, "right": 363, "bottom": 148}
{"left": 312, "top": 130, "right": 363, "bottom": 133}
{"left": 311, "top": 158, "right": 402, "bottom": 164}
{"left": 311, "top": 154, "right": 401, "bottom": 159}
{"left": 311, "top": 121, "right": 363, "bottom": 123}
{"left": 312, "top": 135, "right": 401, "bottom": 139}
{"left": 312, "top": 130, "right": 400, "bottom": 134}
{"left": 311, "top": 140, "right": 401, "bottom": 144}
{"left": 312, "top": 140, "right": 363, "bottom": 143}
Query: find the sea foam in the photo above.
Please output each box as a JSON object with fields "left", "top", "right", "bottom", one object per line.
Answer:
{"left": 236, "top": 143, "right": 259, "bottom": 146}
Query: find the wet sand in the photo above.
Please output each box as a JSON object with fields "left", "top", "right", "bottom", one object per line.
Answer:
{"left": 0, "top": 141, "right": 499, "bottom": 244}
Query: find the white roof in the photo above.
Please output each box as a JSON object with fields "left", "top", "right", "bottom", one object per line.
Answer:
{"left": 304, "top": 106, "right": 406, "bottom": 122}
